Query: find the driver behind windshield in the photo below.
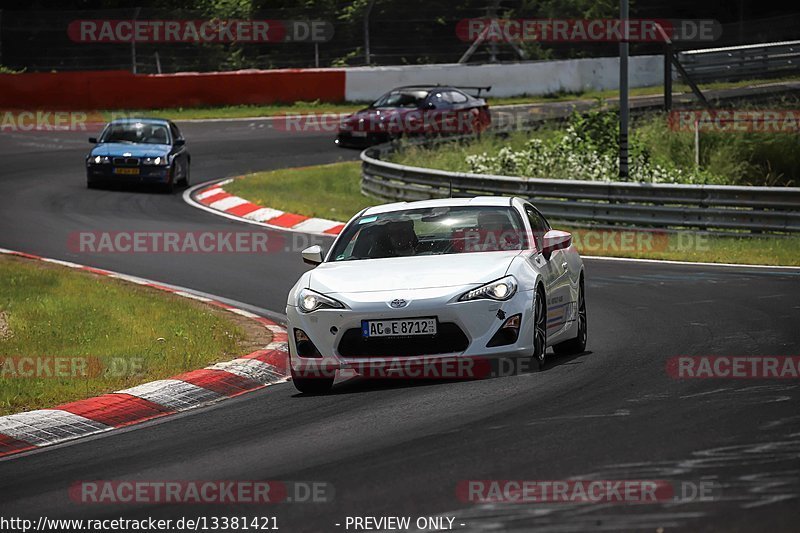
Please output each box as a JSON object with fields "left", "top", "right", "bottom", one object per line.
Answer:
{"left": 385, "top": 219, "right": 418, "bottom": 256}
{"left": 102, "top": 124, "right": 170, "bottom": 145}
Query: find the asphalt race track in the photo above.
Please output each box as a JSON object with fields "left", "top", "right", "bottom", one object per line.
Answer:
{"left": 1, "top": 119, "right": 799, "bottom": 532}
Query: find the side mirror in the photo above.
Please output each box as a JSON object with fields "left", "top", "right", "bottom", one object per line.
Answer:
{"left": 542, "top": 230, "right": 572, "bottom": 260}
{"left": 174, "top": 139, "right": 186, "bottom": 146}
{"left": 88, "top": 137, "right": 98, "bottom": 143}
{"left": 301, "top": 245, "right": 323, "bottom": 266}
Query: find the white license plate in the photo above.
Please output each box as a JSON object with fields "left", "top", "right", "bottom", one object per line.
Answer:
{"left": 351, "top": 131, "right": 368, "bottom": 138}
{"left": 362, "top": 318, "right": 437, "bottom": 338}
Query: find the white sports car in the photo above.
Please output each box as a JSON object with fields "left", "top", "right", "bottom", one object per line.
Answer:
{"left": 286, "top": 197, "right": 587, "bottom": 393}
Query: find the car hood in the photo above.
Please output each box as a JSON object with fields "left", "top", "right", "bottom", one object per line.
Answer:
{"left": 90, "top": 143, "right": 171, "bottom": 157}
{"left": 308, "top": 251, "right": 521, "bottom": 294}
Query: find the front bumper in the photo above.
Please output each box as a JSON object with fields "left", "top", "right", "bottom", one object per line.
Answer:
{"left": 335, "top": 131, "right": 392, "bottom": 148}
{"left": 86, "top": 164, "right": 171, "bottom": 184}
{"left": 287, "top": 286, "right": 536, "bottom": 376}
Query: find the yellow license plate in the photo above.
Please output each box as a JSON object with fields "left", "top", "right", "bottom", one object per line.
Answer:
{"left": 114, "top": 167, "right": 139, "bottom": 175}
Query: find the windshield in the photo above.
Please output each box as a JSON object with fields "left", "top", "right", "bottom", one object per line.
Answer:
{"left": 100, "top": 123, "right": 170, "bottom": 144}
{"left": 330, "top": 206, "right": 526, "bottom": 261}
{"left": 370, "top": 90, "right": 429, "bottom": 109}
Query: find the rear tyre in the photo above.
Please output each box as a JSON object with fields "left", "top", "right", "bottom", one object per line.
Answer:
{"left": 290, "top": 365, "right": 334, "bottom": 395}
{"left": 532, "top": 287, "right": 547, "bottom": 371}
{"left": 552, "top": 277, "right": 587, "bottom": 356}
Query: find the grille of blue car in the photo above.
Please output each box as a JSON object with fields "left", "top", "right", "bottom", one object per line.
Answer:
{"left": 113, "top": 157, "right": 140, "bottom": 166}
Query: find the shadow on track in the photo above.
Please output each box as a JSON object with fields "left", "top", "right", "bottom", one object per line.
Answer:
{"left": 291, "top": 350, "right": 594, "bottom": 397}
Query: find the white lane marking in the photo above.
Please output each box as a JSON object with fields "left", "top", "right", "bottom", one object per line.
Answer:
{"left": 208, "top": 358, "right": 286, "bottom": 384}
{"left": 525, "top": 409, "right": 630, "bottom": 425}
{"left": 39, "top": 257, "right": 83, "bottom": 269}
{"left": 209, "top": 196, "right": 249, "bottom": 211}
{"left": 195, "top": 187, "right": 223, "bottom": 200}
{"left": 228, "top": 307, "right": 261, "bottom": 319}
{"left": 172, "top": 290, "right": 213, "bottom": 302}
{"left": 118, "top": 379, "right": 224, "bottom": 411}
{"left": 292, "top": 218, "right": 341, "bottom": 233}
{"left": 266, "top": 342, "right": 289, "bottom": 352}
{"left": 679, "top": 388, "right": 730, "bottom": 399}
{"left": 243, "top": 207, "right": 284, "bottom": 222}
{"left": 106, "top": 273, "right": 151, "bottom": 285}
{"left": 0, "top": 410, "right": 111, "bottom": 446}
{"left": 266, "top": 324, "right": 286, "bottom": 334}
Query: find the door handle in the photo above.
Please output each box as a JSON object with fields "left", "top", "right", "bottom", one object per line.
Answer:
{"left": 561, "top": 261, "right": 568, "bottom": 269}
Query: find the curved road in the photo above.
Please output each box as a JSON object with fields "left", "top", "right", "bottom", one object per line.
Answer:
{"left": 0, "top": 121, "right": 798, "bottom": 532}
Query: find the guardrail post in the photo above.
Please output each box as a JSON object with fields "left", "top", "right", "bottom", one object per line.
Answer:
{"left": 664, "top": 44, "right": 673, "bottom": 111}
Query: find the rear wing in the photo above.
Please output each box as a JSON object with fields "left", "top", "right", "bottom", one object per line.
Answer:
{"left": 457, "top": 85, "right": 492, "bottom": 97}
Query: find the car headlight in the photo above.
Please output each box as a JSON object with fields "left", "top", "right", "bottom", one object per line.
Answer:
{"left": 89, "top": 156, "right": 110, "bottom": 164}
{"left": 460, "top": 275, "right": 518, "bottom": 302}
{"left": 143, "top": 156, "right": 169, "bottom": 166}
{"left": 297, "top": 288, "right": 345, "bottom": 313}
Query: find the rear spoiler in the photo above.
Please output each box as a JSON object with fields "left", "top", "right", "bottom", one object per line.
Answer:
{"left": 458, "top": 85, "right": 492, "bottom": 97}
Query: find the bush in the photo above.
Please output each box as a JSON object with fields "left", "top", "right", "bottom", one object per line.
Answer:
{"left": 394, "top": 108, "right": 799, "bottom": 187}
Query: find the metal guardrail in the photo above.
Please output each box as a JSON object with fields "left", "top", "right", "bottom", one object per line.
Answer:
{"left": 678, "top": 41, "right": 800, "bottom": 83}
{"left": 361, "top": 143, "right": 800, "bottom": 234}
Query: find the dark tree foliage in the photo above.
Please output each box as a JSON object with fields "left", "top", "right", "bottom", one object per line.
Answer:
{"left": 0, "top": 0, "right": 795, "bottom": 71}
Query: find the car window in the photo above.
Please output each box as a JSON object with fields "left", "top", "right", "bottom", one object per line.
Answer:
{"left": 428, "top": 91, "right": 449, "bottom": 109}
{"left": 371, "top": 90, "right": 428, "bottom": 109}
{"left": 525, "top": 205, "right": 550, "bottom": 251}
{"left": 448, "top": 90, "right": 469, "bottom": 104}
{"left": 331, "top": 206, "right": 525, "bottom": 261}
{"left": 100, "top": 123, "right": 170, "bottom": 145}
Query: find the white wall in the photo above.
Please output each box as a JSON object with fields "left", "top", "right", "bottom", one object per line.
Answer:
{"left": 344, "top": 55, "right": 663, "bottom": 101}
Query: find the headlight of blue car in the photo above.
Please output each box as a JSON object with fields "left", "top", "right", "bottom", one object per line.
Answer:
{"left": 88, "top": 156, "right": 111, "bottom": 164}
{"left": 142, "top": 156, "right": 169, "bottom": 166}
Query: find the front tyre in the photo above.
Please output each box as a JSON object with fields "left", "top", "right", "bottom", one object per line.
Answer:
{"left": 532, "top": 286, "right": 547, "bottom": 371}
{"left": 553, "top": 277, "right": 587, "bottom": 356}
{"left": 179, "top": 160, "right": 190, "bottom": 187}
{"left": 290, "top": 365, "right": 334, "bottom": 395}
{"left": 162, "top": 165, "right": 176, "bottom": 193}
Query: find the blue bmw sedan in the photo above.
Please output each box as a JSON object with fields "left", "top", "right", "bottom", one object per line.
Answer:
{"left": 86, "top": 118, "right": 190, "bottom": 192}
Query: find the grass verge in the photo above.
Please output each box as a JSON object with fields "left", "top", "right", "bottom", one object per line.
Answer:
{"left": 100, "top": 77, "right": 799, "bottom": 121}
{"left": 224, "top": 161, "right": 374, "bottom": 221}
{"left": 0, "top": 255, "right": 270, "bottom": 416}
{"left": 223, "top": 162, "right": 800, "bottom": 267}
